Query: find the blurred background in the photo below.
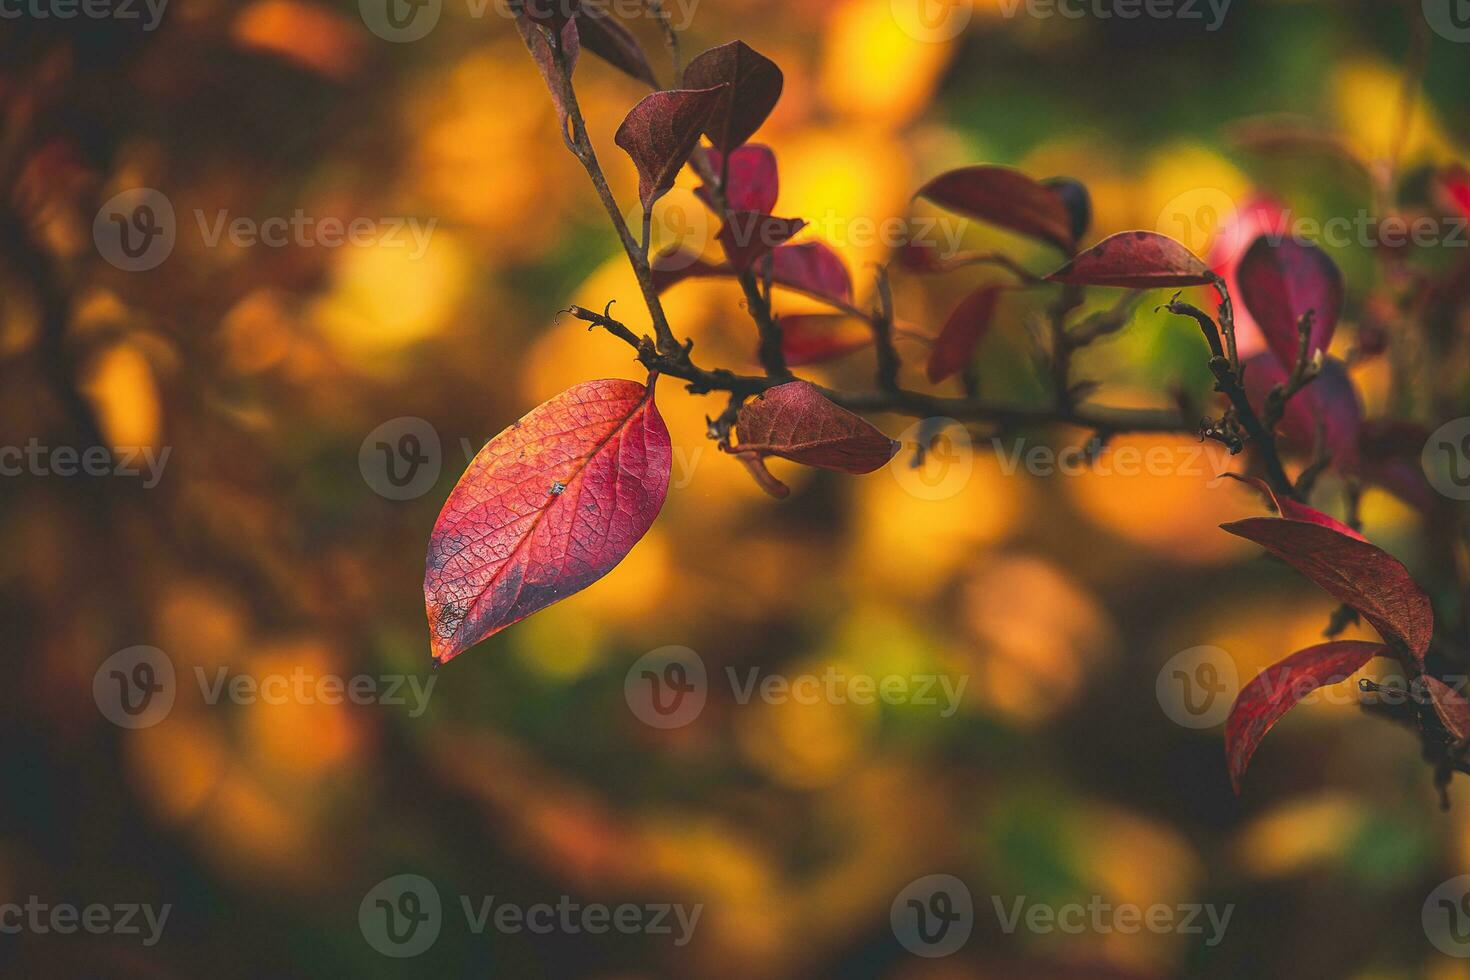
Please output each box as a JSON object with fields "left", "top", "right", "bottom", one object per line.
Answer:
{"left": 2, "top": 0, "right": 1470, "bottom": 975}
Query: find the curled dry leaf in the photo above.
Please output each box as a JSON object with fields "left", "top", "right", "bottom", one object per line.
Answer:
{"left": 927, "top": 284, "right": 1002, "bottom": 384}
{"left": 1237, "top": 236, "right": 1343, "bottom": 372}
{"left": 522, "top": 0, "right": 657, "bottom": 88}
{"left": 915, "top": 165, "right": 1076, "bottom": 253}
{"left": 730, "top": 380, "right": 898, "bottom": 496}
{"left": 696, "top": 144, "right": 778, "bottom": 213}
{"left": 1424, "top": 676, "right": 1470, "bottom": 741}
{"left": 1225, "top": 640, "right": 1387, "bottom": 793}
{"left": 682, "top": 40, "right": 783, "bottom": 152}
{"left": 1220, "top": 516, "right": 1434, "bottom": 660}
{"left": 615, "top": 86, "right": 728, "bottom": 211}
{"left": 424, "top": 378, "right": 671, "bottom": 665}
{"left": 717, "top": 212, "right": 806, "bottom": 270}
{"left": 515, "top": 14, "right": 579, "bottom": 133}
{"left": 1046, "top": 231, "right": 1214, "bottom": 288}
{"left": 651, "top": 240, "right": 853, "bottom": 306}
{"left": 775, "top": 314, "right": 873, "bottom": 366}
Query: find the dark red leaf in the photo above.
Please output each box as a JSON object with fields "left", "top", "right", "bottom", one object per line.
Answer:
{"left": 1225, "top": 473, "right": 1366, "bottom": 541}
{"left": 615, "top": 86, "right": 728, "bottom": 211}
{"left": 651, "top": 240, "right": 852, "bottom": 307}
{"left": 1242, "top": 353, "right": 1361, "bottom": 471}
{"left": 915, "top": 165, "right": 1076, "bottom": 252}
{"left": 717, "top": 212, "right": 805, "bottom": 270}
{"left": 1425, "top": 676, "right": 1470, "bottom": 741}
{"left": 682, "top": 40, "right": 783, "bottom": 152}
{"left": 1045, "top": 231, "right": 1213, "bottom": 288}
{"left": 775, "top": 314, "right": 872, "bottom": 366}
{"left": 926, "top": 285, "right": 1002, "bottom": 383}
{"left": 523, "top": 0, "right": 657, "bottom": 89}
{"left": 1225, "top": 640, "right": 1386, "bottom": 793}
{"left": 1220, "top": 517, "right": 1434, "bottom": 659}
{"left": 696, "top": 144, "right": 778, "bottom": 213}
{"left": 1041, "top": 176, "right": 1091, "bottom": 244}
{"left": 424, "top": 378, "right": 671, "bottom": 665}
{"left": 515, "top": 14, "right": 579, "bottom": 133}
{"left": 735, "top": 380, "right": 898, "bottom": 475}
{"left": 1206, "top": 194, "right": 1290, "bottom": 360}
{"left": 1359, "top": 419, "right": 1438, "bottom": 513}
{"left": 1237, "top": 236, "right": 1343, "bottom": 372}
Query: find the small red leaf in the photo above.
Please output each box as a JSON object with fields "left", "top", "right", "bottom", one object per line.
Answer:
{"left": 515, "top": 14, "right": 579, "bottom": 133}
{"left": 697, "top": 144, "right": 778, "bottom": 213}
{"left": 1241, "top": 353, "right": 1361, "bottom": 471}
{"left": 1425, "top": 676, "right": 1470, "bottom": 741}
{"left": 915, "top": 165, "right": 1076, "bottom": 252}
{"left": 615, "top": 86, "right": 728, "bottom": 211}
{"left": 1225, "top": 640, "right": 1386, "bottom": 793}
{"left": 717, "top": 212, "right": 805, "bottom": 270}
{"left": 1237, "top": 236, "right": 1343, "bottom": 372}
{"left": 1221, "top": 517, "right": 1434, "bottom": 660}
{"left": 523, "top": 0, "right": 657, "bottom": 89}
{"left": 424, "top": 378, "right": 671, "bottom": 665}
{"left": 735, "top": 380, "right": 898, "bottom": 474}
{"left": 926, "top": 285, "right": 1002, "bottom": 383}
{"left": 775, "top": 314, "right": 873, "bottom": 366}
{"left": 1206, "top": 194, "right": 1290, "bottom": 360}
{"left": 682, "top": 40, "right": 783, "bottom": 152}
{"left": 1045, "top": 231, "right": 1214, "bottom": 288}
{"left": 651, "top": 240, "right": 852, "bottom": 306}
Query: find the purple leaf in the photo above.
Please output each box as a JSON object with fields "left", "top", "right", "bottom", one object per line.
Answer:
{"left": 615, "top": 86, "right": 728, "bottom": 212}
{"left": 683, "top": 40, "right": 783, "bottom": 152}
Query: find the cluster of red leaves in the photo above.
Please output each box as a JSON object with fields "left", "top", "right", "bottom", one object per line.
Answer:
{"left": 426, "top": 16, "right": 1451, "bottom": 808}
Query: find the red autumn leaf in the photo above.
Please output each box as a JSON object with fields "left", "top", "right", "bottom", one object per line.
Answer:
{"left": 424, "top": 378, "right": 671, "bottom": 665}
{"left": 915, "top": 165, "right": 1076, "bottom": 252}
{"left": 775, "top": 314, "right": 873, "bottom": 366}
{"left": 522, "top": 0, "right": 657, "bottom": 89}
{"left": 1241, "top": 353, "right": 1361, "bottom": 471}
{"left": 1237, "top": 236, "right": 1343, "bottom": 373}
{"left": 1424, "top": 676, "right": 1470, "bottom": 741}
{"left": 696, "top": 144, "right": 778, "bottom": 213}
{"left": 515, "top": 14, "right": 579, "bottom": 133}
{"left": 682, "top": 40, "right": 783, "bottom": 152}
{"left": 734, "top": 380, "right": 897, "bottom": 483}
{"left": 1045, "top": 230, "right": 1214, "bottom": 288}
{"left": 926, "top": 284, "right": 1002, "bottom": 383}
{"left": 1225, "top": 640, "right": 1386, "bottom": 793}
{"left": 1220, "top": 517, "right": 1434, "bottom": 660}
{"left": 1359, "top": 419, "right": 1437, "bottom": 514}
{"left": 1438, "top": 165, "right": 1470, "bottom": 221}
{"left": 651, "top": 240, "right": 853, "bottom": 306}
{"left": 717, "top": 212, "right": 806, "bottom": 270}
{"left": 1206, "top": 194, "right": 1290, "bottom": 360}
{"left": 614, "top": 86, "right": 728, "bottom": 211}
{"left": 1225, "top": 473, "right": 1366, "bottom": 541}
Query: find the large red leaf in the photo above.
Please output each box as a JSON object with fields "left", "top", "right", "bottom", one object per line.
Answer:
{"left": 682, "top": 40, "right": 783, "bottom": 152}
{"left": 1237, "top": 236, "right": 1342, "bottom": 372}
{"left": 651, "top": 241, "right": 853, "bottom": 306}
{"left": 927, "top": 285, "right": 1002, "bottom": 383}
{"left": 424, "top": 378, "right": 671, "bottom": 665}
{"left": 697, "top": 144, "right": 778, "bottom": 213}
{"left": 734, "top": 380, "right": 897, "bottom": 484}
{"left": 1225, "top": 640, "right": 1387, "bottom": 793}
{"left": 1046, "top": 231, "right": 1214, "bottom": 288}
{"left": 515, "top": 14, "right": 579, "bottom": 133}
{"left": 615, "top": 86, "right": 728, "bottom": 211}
{"left": 1220, "top": 517, "right": 1434, "bottom": 659}
{"left": 717, "top": 212, "right": 805, "bottom": 270}
{"left": 775, "top": 314, "right": 873, "bottom": 366}
{"left": 1241, "top": 352, "right": 1361, "bottom": 471}
{"left": 915, "top": 165, "right": 1075, "bottom": 252}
